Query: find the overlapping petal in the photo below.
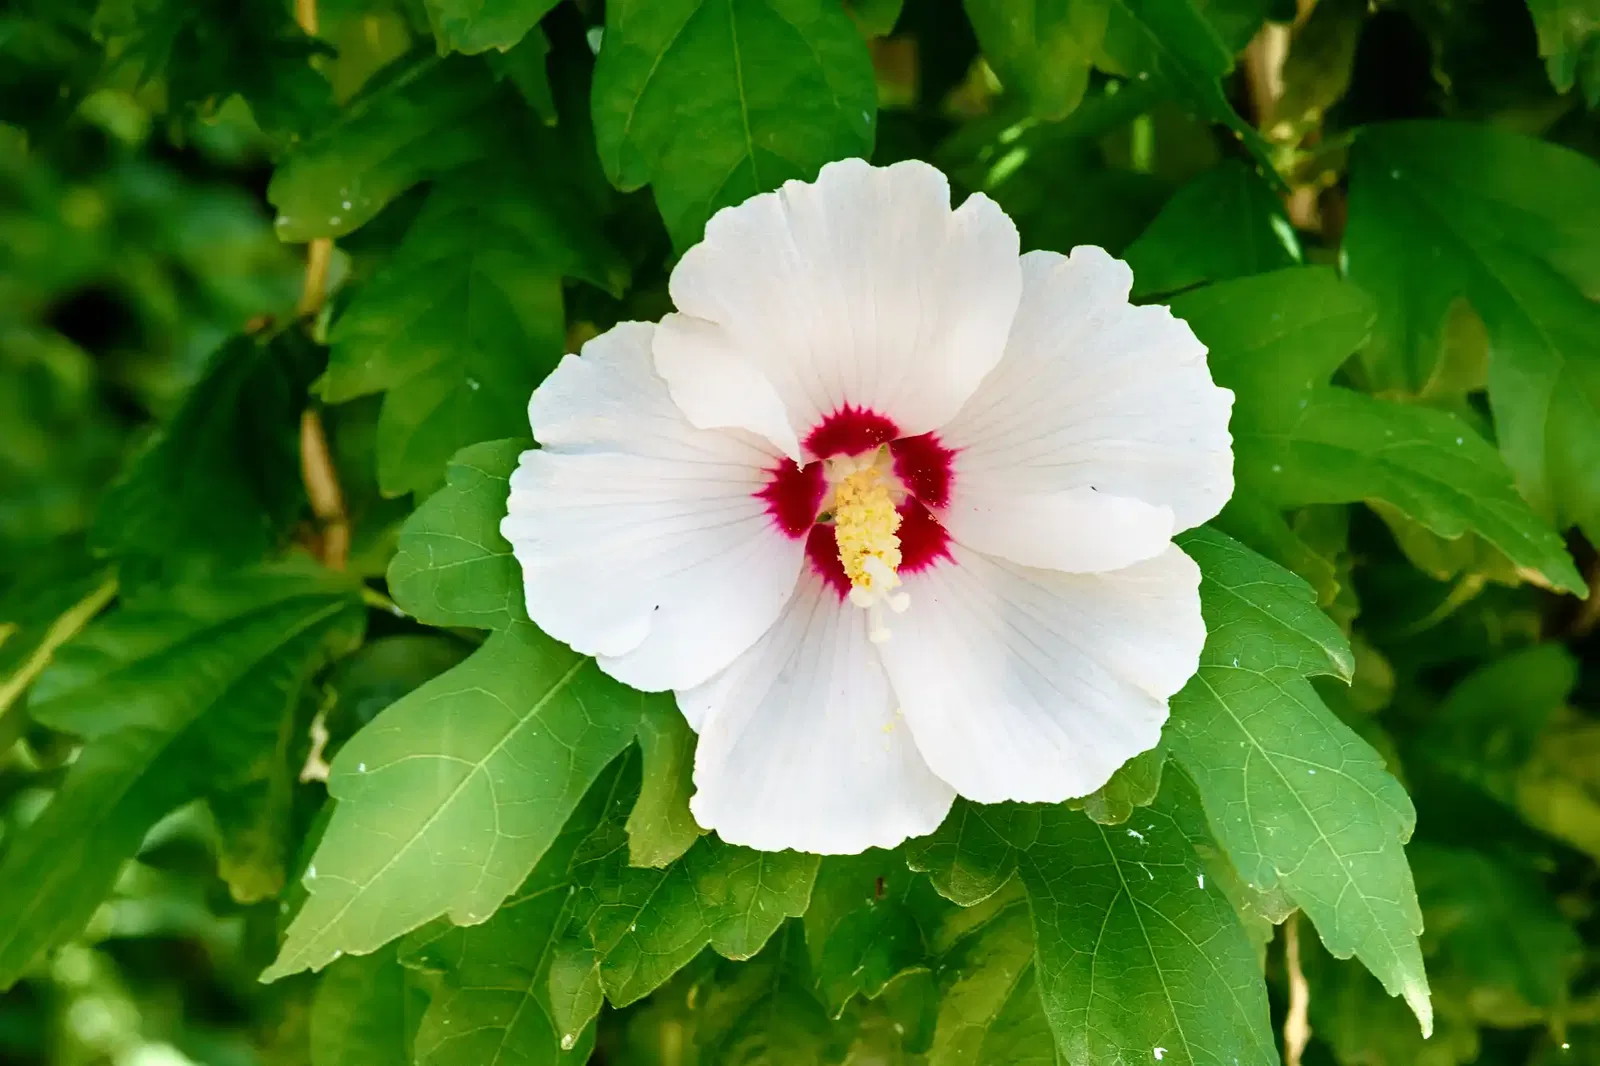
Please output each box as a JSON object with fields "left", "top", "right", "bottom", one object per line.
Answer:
{"left": 938, "top": 247, "right": 1234, "bottom": 566}
{"left": 680, "top": 572, "right": 956, "bottom": 854}
{"left": 501, "top": 323, "right": 804, "bottom": 693}
{"left": 654, "top": 158, "right": 1022, "bottom": 459}
{"left": 507, "top": 164, "right": 1230, "bottom": 855}
{"left": 878, "top": 544, "right": 1206, "bottom": 803}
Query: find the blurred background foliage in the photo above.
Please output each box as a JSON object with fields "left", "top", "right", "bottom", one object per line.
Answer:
{"left": 3, "top": 0, "right": 1600, "bottom": 1063}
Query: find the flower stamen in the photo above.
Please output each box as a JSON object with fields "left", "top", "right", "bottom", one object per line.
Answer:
{"left": 832, "top": 459, "right": 907, "bottom": 641}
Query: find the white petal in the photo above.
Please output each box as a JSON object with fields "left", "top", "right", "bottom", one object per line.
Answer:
{"left": 501, "top": 322, "right": 803, "bottom": 692}
{"left": 880, "top": 544, "right": 1205, "bottom": 803}
{"left": 682, "top": 572, "right": 956, "bottom": 855}
{"left": 942, "top": 481, "right": 1176, "bottom": 574}
{"left": 655, "top": 158, "right": 1022, "bottom": 459}
{"left": 940, "top": 247, "right": 1234, "bottom": 540}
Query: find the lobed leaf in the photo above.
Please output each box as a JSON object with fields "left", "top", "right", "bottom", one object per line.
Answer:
{"left": 625, "top": 695, "right": 706, "bottom": 868}
{"left": 262, "top": 622, "right": 649, "bottom": 981}
{"left": 1178, "top": 267, "right": 1585, "bottom": 594}
{"left": 1021, "top": 773, "right": 1278, "bottom": 1066}
{"left": 925, "top": 886, "right": 1061, "bottom": 1066}
{"left": 591, "top": 0, "right": 878, "bottom": 249}
{"left": 1344, "top": 122, "right": 1600, "bottom": 540}
{"left": 1124, "top": 160, "right": 1301, "bottom": 298}
{"left": 1168, "top": 527, "right": 1433, "bottom": 1034}
{"left": 400, "top": 757, "right": 639, "bottom": 1066}
{"left": 424, "top": 0, "right": 562, "bottom": 55}
{"left": 269, "top": 54, "right": 503, "bottom": 242}
{"left": 310, "top": 945, "right": 425, "bottom": 1066}
{"left": 965, "top": 0, "right": 1110, "bottom": 120}
{"left": 387, "top": 439, "right": 530, "bottom": 631}
{"left": 0, "top": 565, "right": 365, "bottom": 989}
{"left": 91, "top": 330, "right": 322, "bottom": 567}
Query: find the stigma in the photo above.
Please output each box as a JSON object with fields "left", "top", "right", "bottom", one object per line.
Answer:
{"left": 829, "top": 453, "right": 911, "bottom": 642}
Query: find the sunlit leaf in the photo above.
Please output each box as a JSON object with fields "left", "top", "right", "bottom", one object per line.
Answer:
{"left": 1168, "top": 527, "right": 1433, "bottom": 1035}
{"left": 625, "top": 696, "right": 705, "bottom": 868}
{"left": 387, "top": 439, "right": 529, "bottom": 631}
{"left": 263, "top": 622, "right": 648, "bottom": 980}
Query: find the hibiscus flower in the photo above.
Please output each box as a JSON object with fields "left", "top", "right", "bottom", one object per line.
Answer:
{"left": 501, "top": 159, "right": 1233, "bottom": 855}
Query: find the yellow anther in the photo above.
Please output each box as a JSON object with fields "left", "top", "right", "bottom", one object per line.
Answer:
{"left": 833, "top": 464, "right": 903, "bottom": 599}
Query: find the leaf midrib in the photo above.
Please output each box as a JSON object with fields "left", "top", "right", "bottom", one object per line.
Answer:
{"left": 271, "top": 650, "right": 590, "bottom": 977}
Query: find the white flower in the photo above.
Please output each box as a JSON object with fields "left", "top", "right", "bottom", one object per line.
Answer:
{"left": 501, "top": 159, "right": 1233, "bottom": 855}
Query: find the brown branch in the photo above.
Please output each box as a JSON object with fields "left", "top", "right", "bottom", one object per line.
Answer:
{"left": 299, "top": 409, "right": 350, "bottom": 571}
{"left": 291, "top": 0, "right": 349, "bottom": 572}
{"left": 1284, "top": 913, "right": 1312, "bottom": 1066}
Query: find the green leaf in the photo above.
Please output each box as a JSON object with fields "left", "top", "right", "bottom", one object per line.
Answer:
{"left": 327, "top": 634, "right": 474, "bottom": 731}
{"left": 591, "top": 0, "right": 878, "bottom": 249}
{"left": 310, "top": 944, "right": 426, "bottom": 1066}
{"left": 402, "top": 757, "right": 638, "bottom": 1066}
{"left": 965, "top": 0, "right": 1110, "bottom": 120}
{"left": 1525, "top": 0, "right": 1600, "bottom": 101}
{"left": 1098, "top": 0, "right": 1277, "bottom": 182}
{"left": 625, "top": 696, "right": 705, "bottom": 868}
{"left": 100, "top": 0, "right": 335, "bottom": 142}
{"left": 804, "top": 851, "right": 931, "bottom": 1016}
{"left": 1066, "top": 746, "right": 1164, "bottom": 826}
{"left": 262, "top": 622, "right": 649, "bottom": 981}
{"left": 322, "top": 161, "right": 624, "bottom": 497}
{"left": 424, "top": 0, "right": 562, "bottom": 55}
{"left": 91, "top": 331, "right": 321, "bottom": 566}
{"left": 0, "top": 565, "right": 364, "bottom": 989}
{"left": 0, "top": 547, "right": 115, "bottom": 744}
{"left": 1176, "top": 267, "right": 1585, "bottom": 594}
{"left": 210, "top": 668, "right": 312, "bottom": 905}
{"left": 1166, "top": 527, "right": 1433, "bottom": 1035}
{"left": 1417, "top": 644, "right": 1575, "bottom": 803}
{"left": 1020, "top": 773, "right": 1278, "bottom": 1066}
{"left": 1302, "top": 935, "right": 1481, "bottom": 1066}
{"left": 1411, "top": 843, "right": 1581, "bottom": 1018}
{"left": 1344, "top": 122, "right": 1600, "bottom": 538}
{"left": 698, "top": 925, "right": 837, "bottom": 1065}
{"left": 845, "top": 0, "right": 905, "bottom": 36}
{"left": 485, "top": 28, "right": 558, "bottom": 125}
{"left": 269, "top": 54, "right": 502, "bottom": 242}
{"left": 387, "top": 439, "right": 529, "bottom": 631}
{"left": 557, "top": 828, "right": 818, "bottom": 1026}
{"left": 1123, "top": 160, "right": 1301, "bottom": 298}
{"left": 926, "top": 885, "right": 1061, "bottom": 1066}
{"left": 906, "top": 800, "right": 1040, "bottom": 906}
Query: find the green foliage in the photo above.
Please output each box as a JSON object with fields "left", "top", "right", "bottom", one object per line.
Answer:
{"left": 590, "top": 0, "right": 878, "bottom": 249}
{"left": 1169, "top": 528, "right": 1431, "bottom": 1033}
{"left": 320, "top": 157, "right": 621, "bottom": 496}
{"left": 264, "top": 621, "right": 650, "bottom": 979}
{"left": 964, "top": 0, "right": 1110, "bottom": 120}
{"left": 0, "top": 565, "right": 365, "bottom": 988}
{"left": 91, "top": 329, "right": 323, "bottom": 566}
{"left": 1184, "top": 268, "right": 1585, "bottom": 597}
{"left": 1123, "top": 160, "right": 1301, "bottom": 296}
{"left": 1344, "top": 122, "right": 1600, "bottom": 537}
{"left": 5, "top": 0, "right": 1600, "bottom": 1064}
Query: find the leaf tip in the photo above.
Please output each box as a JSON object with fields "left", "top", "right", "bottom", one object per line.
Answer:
{"left": 1404, "top": 976, "right": 1434, "bottom": 1039}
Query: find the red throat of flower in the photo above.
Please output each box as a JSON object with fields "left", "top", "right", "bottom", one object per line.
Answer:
{"left": 758, "top": 406, "right": 955, "bottom": 604}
